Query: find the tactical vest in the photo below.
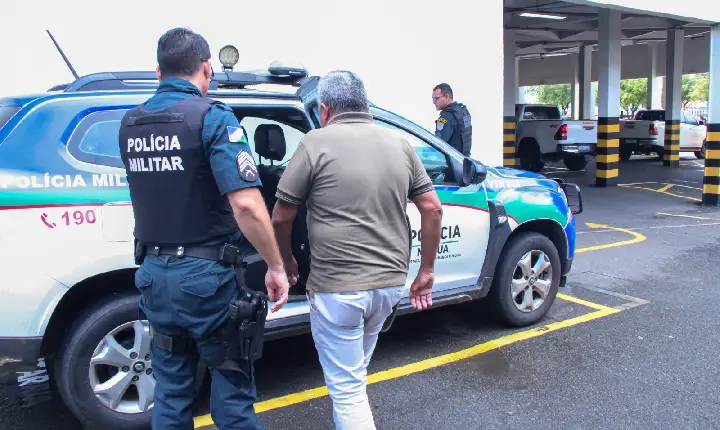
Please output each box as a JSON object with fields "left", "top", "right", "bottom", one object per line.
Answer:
{"left": 118, "top": 96, "right": 239, "bottom": 246}
{"left": 444, "top": 102, "right": 473, "bottom": 156}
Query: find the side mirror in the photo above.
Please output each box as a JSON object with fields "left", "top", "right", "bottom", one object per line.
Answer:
{"left": 461, "top": 157, "right": 487, "bottom": 186}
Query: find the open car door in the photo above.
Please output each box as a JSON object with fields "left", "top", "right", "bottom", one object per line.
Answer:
{"left": 296, "top": 75, "right": 320, "bottom": 128}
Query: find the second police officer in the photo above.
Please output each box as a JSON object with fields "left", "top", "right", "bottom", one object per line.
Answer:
{"left": 432, "top": 82, "right": 473, "bottom": 156}
{"left": 118, "top": 27, "right": 290, "bottom": 429}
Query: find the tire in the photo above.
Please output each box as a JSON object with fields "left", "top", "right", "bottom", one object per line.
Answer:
{"left": 695, "top": 141, "right": 706, "bottom": 159}
{"left": 487, "top": 232, "right": 562, "bottom": 327}
{"left": 55, "top": 292, "right": 153, "bottom": 430}
{"left": 563, "top": 154, "right": 588, "bottom": 171}
{"left": 518, "top": 140, "right": 545, "bottom": 173}
{"left": 619, "top": 145, "right": 633, "bottom": 161}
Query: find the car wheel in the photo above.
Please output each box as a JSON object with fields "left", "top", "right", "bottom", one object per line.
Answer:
{"left": 695, "top": 141, "right": 706, "bottom": 159}
{"left": 563, "top": 154, "right": 588, "bottom": 171}
{"left": 619, "top": 145, "right": 633, "bottom": 161}
{"left": 488, "top": 232, "right": 561, "bottom": 327}
{"left": 55, "top": 292, "right": 155, "bottom": 430}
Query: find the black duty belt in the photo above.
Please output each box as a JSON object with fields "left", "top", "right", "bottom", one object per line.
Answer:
{"left": 143, "top": 243, "right": 245, "bottom": 267}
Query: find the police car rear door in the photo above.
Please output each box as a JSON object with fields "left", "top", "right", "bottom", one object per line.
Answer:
{"left": 295, "top": 76, "right": 320, "bottom": 128}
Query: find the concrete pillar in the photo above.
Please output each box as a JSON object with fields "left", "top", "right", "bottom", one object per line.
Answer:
{"left": 571, "top": 53, "right": 580, "bottom": 120}
{"left": 647, "top": 44, "right": 663, "bottom": 109}
{"left": 578, "top": 46, "right": 593, "bottom": 120}
{"left": 664, "top": 29, "right": 684, "bottom": 167}
{"left": 503, "top": 29, "right": 518, "bottom": 168}
{"left": 596, "top": 9, "right": 622, "bottom": 187}
{"left": 703, "top": 24, "right": 720, "bottom": 206}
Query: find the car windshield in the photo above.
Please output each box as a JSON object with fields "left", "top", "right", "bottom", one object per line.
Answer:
{"left": 635, "top": 110, "right": 665, "bottom": 121}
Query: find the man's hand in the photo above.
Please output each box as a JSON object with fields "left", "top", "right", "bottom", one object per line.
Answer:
{"left": 284, "top": 256, "right": 299, "bottom": 286}
{"left": 265, "top": 268, "right": 290, "bottom": 312}
{"left": 409, "top": 268, "right": 434, "bottom": 311}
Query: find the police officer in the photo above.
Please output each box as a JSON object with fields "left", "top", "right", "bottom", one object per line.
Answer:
{"left": 118, "top": 27, "right": 290, "bottom": 430}
{"left": 432, "top": 83, "right": 473, "bottom": 156}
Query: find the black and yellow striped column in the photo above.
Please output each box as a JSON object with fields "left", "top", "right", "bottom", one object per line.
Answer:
{"left": 703, "top": 124, "right": 720, "bottom": 206}
{"left": 596, "top": 117, "right": 620, "bottom": 187}
{"left": 663, "top": 120, "right": 680, "bottom": 167}
{"left": 503, "top": 116, "right": 517, "bottom": 167}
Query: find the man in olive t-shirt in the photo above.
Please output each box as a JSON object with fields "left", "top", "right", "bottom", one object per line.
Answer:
{"left": 271, "top": 70, "right": 443, "bottom": 429}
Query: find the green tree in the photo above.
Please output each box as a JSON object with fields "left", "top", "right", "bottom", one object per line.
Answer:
{"left": 690, "top": 73, "right": 709, "bottom": 103}
{"left": 619, "top": 78, "right": 647, "bottom": 118}
{"left": 526, "top": 84, "right": 571, "bottom": 116}
{"left": 681, "top": 75, "right": 696, "bottom": 107}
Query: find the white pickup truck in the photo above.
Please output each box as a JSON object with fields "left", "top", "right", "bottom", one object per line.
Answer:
{"left": 619, "top": 109, "right": 707, "bottom": 160}
{"left": 514, "top": 104, "right": 598, "bottom": 173}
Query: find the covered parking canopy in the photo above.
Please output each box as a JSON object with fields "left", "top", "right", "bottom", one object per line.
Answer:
{"left": 501, "top": 0, "right": 720, "bottom": 205}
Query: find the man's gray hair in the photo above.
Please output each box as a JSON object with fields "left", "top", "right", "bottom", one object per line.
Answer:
{"left": 317, "top": 70, "right": 369, "bottom": 115}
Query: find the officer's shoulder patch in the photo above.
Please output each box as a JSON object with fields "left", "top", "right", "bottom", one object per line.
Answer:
{"left": 236, "top": 151, "right": 259, "bottom": 182}
{"left": 227, "top": 126, "right": 248, "bottom": 144}
{"left": 437, "top": 117, "right": 448, "bottom": 124}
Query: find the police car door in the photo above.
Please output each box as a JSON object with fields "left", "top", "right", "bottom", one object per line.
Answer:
{"left": 369, "top": 113, "right": 489, "bottom": 295}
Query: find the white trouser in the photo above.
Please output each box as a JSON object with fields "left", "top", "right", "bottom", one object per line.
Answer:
{"left": 307, "top": 285, "right": 405, "bottom": 430}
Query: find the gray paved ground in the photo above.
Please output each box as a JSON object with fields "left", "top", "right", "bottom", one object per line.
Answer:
{"left": 2, "top": 154, "right": 720, "bottom": 430}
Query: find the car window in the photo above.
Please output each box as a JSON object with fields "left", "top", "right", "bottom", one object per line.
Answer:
{"left": 635, "top": 110, "right": 665, "bottom": 121}
{"left": 0, "top": 105, "right": 20, "bottom": 131}
{"left": 66, "top": 109, "right": 126, "bottom": 168}
{"left": 372, "top": 118, "right": 456, "bottom": 185}
{"left": 240, "top": 117, "right": 306, "bottom": 166}
{"left": 521, "top": 106, "right": 561, "bottom": 120}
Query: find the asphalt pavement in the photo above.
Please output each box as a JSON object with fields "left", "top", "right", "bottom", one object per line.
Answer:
{"left": 2, "top": 154, "right": 720, "bottom": 430}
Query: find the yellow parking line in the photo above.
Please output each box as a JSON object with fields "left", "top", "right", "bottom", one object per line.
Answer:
{"left": 657, "top": 212, "right": 720, "bottom": 221}
{"left": 576, "top": 223, "right": 647, "bottom": 253}
{"left": 194, "top": 302, "right": 619, "bottom": 428}
{"left": 618, "top": 184, "right": 702, "bottom": 202}
{"left": 556, "top": 292, "right": 615, "bottom": 311}
{"left": 657, "top": 184, "right": 674, "bottom": 193}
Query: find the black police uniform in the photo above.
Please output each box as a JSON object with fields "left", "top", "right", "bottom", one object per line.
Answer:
{"left": 118, "top": 77, "right": 266, "bottom": 429}
{"left": 435, "top": 101, "right": 473, "bottom": 156}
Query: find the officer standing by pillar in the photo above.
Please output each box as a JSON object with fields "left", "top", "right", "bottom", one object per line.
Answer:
{"left": 432, "top": 83, "right": 473, "bottom": 156}
{"left": 118, "top": 27, "right": 290, "bottom": 430}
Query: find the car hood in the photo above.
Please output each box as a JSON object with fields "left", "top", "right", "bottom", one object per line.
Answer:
{"left": 486, "top": 165, "right": 546, "bottom": 180}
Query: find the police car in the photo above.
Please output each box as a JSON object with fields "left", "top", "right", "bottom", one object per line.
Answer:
{"left": 0, "top": 48, "right": 582, "bottom": 429}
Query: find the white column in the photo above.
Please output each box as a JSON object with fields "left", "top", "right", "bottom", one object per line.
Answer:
{"left": 503, "top": 30, "right": 517, "bottom": 118}
{"left": 702, "top": 24, "right": 720, "bottom": 206}
{"left": 596, "top": 9, "right": 622, "bottom": 187}
{"left": 571, "top": 53, "right": 580, "bottom": 119}
{"left": 664, "top": 29, "right": 684, "bottom": 167}
{"left": 578, "top": 45, "right": 593, "bottom": 119}
{"left": 518, "top": 86, "right": 526, "bottom": 103}
{"left": 597, "top": 9, "right": 622, "bottom": 120}
{"left": 647, "top": 43, "right": 662, "bottom": 109}
{"left": 502, "top": 29, "right": 518, "bottom": 167}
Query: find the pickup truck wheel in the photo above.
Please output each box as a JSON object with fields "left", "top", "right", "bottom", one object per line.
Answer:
{"left": 488, "top": 232, "right": 561, "bottom": 327}
{"left": 695, "top": 141, "right": 706, "bottom": 159}
{"left": 563, "top": 155, "right": 587, "bottom": 171}
{"left": 619, "top": 146, "right": 633, "bottom": 161}
{"left": 518, "top": 141, "right": 544, "bottom": 173}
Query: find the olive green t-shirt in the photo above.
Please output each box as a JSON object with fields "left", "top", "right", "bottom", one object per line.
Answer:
{"left": 275, "top": 112, "right": 434, "bottom": 293}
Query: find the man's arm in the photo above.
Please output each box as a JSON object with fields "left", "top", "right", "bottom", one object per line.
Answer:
{"left": 406, "top": 140, "right": 443, "bottom": 310}
{"left": 203, "top": 104, "right": 288, "bottom": 310}
{"left": 434, "top": 112, "right": 455, "bottom": 143}
{"left": 413, "top": 190, "right": 443, "bottom": 270}
{"left": 271, "top": 141, "right": 313, "bottom": 283}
